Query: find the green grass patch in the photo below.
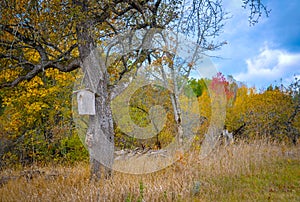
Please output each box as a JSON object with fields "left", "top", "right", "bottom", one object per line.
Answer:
{"left": 198, "top": 159, "right": 300, "bottom": 201}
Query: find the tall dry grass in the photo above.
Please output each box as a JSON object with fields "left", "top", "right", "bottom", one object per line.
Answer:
{"left": 0, "top": 140, "right": 299, "bottom": 201}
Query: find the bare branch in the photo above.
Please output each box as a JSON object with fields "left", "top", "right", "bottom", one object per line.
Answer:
{"left": 242, "top": 0, "right": 271, "bottom": 25}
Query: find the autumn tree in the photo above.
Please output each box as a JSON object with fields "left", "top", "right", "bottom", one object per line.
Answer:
{"left": 283, "top": 77, "right": 300, "bottom": 144}
{"left": 0, "top": 69, "right": 89, "bottom": 167}
{"left": 225, "top": 82, "right": 299, "bottom": 144}
{"left": 0, "top": 0, "right": 269, "bottom": 179}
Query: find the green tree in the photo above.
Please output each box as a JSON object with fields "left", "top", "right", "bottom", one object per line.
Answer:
{"left": 187, "top": 78, "right": 208, "bottom": 97}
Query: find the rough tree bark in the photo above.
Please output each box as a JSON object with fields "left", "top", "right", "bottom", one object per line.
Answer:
{"left": 75, "top": 16, "right": 114, "bottom": 180}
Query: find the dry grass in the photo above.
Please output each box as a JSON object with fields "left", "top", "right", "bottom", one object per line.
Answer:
{"left": 1, "top": 141, "right": 299, "bottom": 201}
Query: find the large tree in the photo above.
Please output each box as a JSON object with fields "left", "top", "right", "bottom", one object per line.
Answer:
{"left": 0, "top": 0, "right": 268, "bottom": 179}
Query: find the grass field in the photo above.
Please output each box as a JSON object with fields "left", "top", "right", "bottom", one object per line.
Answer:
{"left": 1, "top": 141, "right": 299, "bottom": 201}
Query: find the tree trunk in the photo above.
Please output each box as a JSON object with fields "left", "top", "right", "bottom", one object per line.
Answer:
{"left": 170, "top": 93, "right": 184, "bottom": 144}
{"left": 87, "top": 77, "right": 114, "bottom": 181}
{"left": 76, "top": 17, "right": 114, "bottom": 180}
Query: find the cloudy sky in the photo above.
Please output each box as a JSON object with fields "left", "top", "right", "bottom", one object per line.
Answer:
{"left": 211, "top": 0, "right": 300, "bottom": 90}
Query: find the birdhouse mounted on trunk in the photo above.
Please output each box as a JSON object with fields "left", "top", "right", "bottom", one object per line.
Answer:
{"left": 76, "top": 89, "right": 96, "bottom": 115}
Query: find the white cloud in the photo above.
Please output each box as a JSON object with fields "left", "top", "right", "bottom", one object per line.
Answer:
{"left": 235, "top": 46, "right": 300, "bottom": 88}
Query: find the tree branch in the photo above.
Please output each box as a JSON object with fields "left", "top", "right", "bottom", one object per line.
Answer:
{"left": 1, "top": 25, "right": 49, "bottom": 62}
{"left": 0, "top": 58, "right": 81, "bottom": 88}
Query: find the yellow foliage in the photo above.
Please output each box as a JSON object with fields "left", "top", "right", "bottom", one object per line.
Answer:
{"left": 198, "top": 90, "right": 212, "bottom": 121}
{"left": 226, "top": 87, "right": 297, "bottom": 141}
{"left": 0, "top": 68, "right": 76, "bottom": 143}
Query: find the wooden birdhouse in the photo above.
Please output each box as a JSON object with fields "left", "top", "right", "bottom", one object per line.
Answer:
{"left": 76, "top": 89, "right": 96, "bottom": 115}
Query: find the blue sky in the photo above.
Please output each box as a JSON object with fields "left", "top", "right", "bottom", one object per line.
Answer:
{"left": 211, "top": 0, "right": 300, "bottom": 90}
